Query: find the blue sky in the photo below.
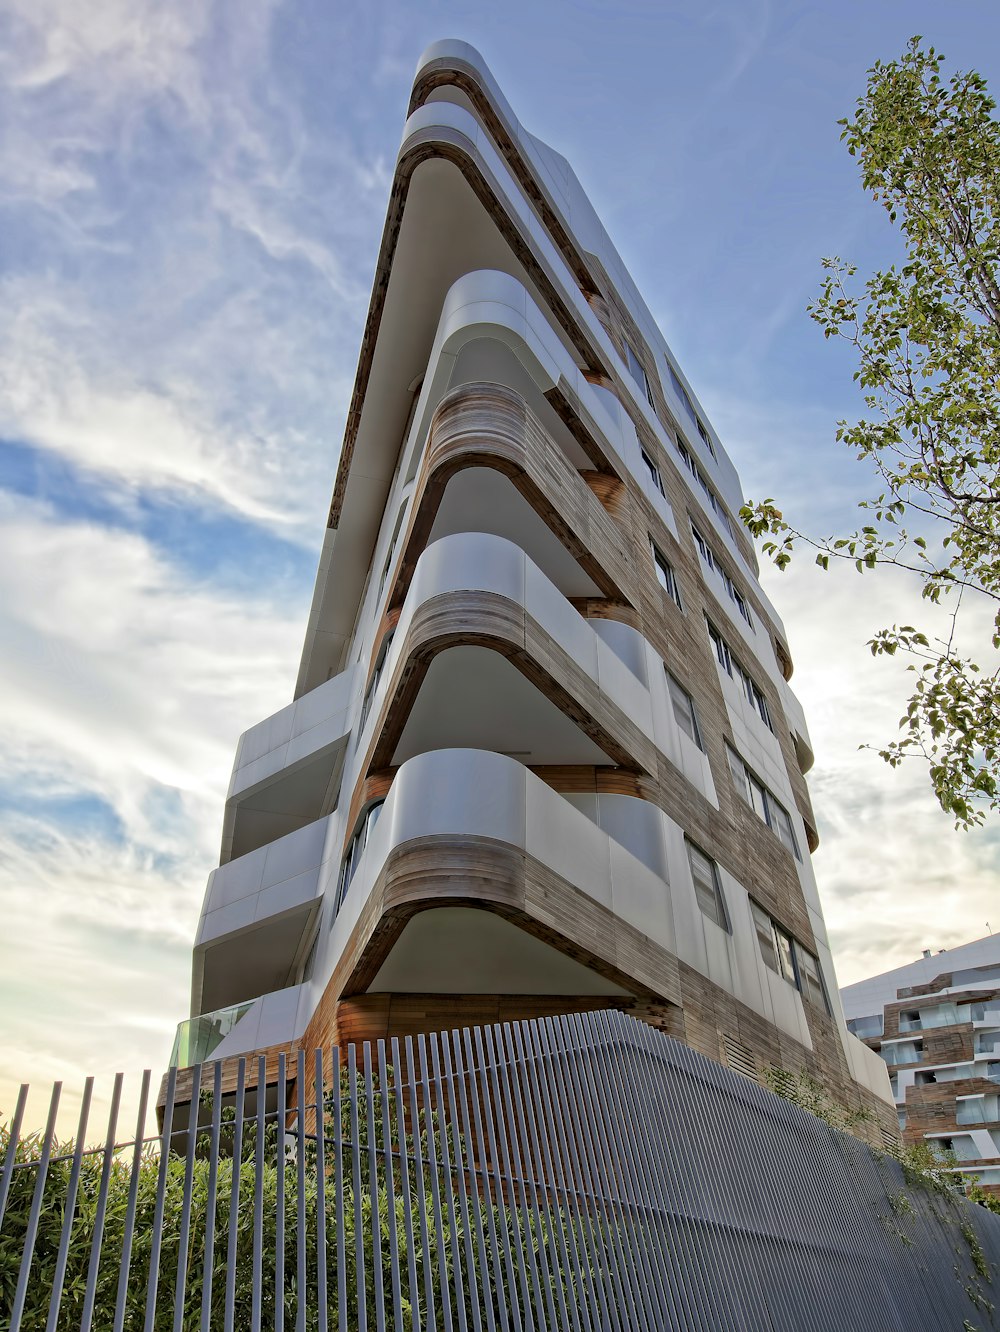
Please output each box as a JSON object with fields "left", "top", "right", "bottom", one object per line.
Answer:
{"left": 3, "top": 0, "right": 1000, "bottom": 1132}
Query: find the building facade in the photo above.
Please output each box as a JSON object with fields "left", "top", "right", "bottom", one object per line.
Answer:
{"left": 170, "top": 40, "right": 891, "bottom": 1130}
{"left": 842, "top": 935, "right": 1000, "bottom": 1190}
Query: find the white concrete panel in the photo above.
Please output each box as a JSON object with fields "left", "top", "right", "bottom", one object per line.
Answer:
{"left": 590, "top": 619, "right": 648, "bottom": 683}
{"left": 597, "top": 795, "right": 668, "bottom": 879}
{"left": 205, "top": 846, "right": 268, "bottom": 911}
{"left": 254, "top": 872, "right": 321, "bottom": 924}
{"left": 663, "top": 823, "right": 707, "bottom": 977}
{"left": 389, "top": 748, "right": 528, "bottom": 848}
{"left": 524, "top": 557, "right": 597, "bottom": 675}
{"left": 284, "top": 718, "right": 350, "bottom": 772}
{"left": 703, "top": 920, "right": 735, "bottom": 995}
{"left": 413, "top": 530, "right": 526, "bottom": 602}
{"left": 211, "top": 1005, "right": 262, "bottom": 1061}
{"left": 609, "top": 840, "right": 673, "bottom": 952}
{"left": 525, "top": 781, "right": 612, "bottom": 911}
{"left": 238, "top": 703, "right": 295, "bottom": 769}
{"left": 261, "top": 819, "right": 329, "bottom": 891}
{"left": 595, "top": 639, "right": 653, "bottom": 735}
{"left": 254, "top": 985, "right": 305, "bottom": 1048}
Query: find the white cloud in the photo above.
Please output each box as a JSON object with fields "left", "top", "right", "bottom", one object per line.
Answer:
{"left": 759, "top": 556, "right": 1000, "bottom": 987}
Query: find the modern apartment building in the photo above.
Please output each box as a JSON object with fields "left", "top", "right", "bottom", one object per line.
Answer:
{"left": 842, "top": 934, "right": 1000, "bottom": 1191}
{"left": 169, "top": 40, "right": 891, "bottom": 1132}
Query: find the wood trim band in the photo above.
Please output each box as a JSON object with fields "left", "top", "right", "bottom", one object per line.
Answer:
{"left": 387, "top": 382, "right": 639, "bottom": 614}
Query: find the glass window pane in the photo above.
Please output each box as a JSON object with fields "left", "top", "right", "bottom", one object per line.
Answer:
{"left": 751, "top": 902, "right": 779, "bottom": 972}
{"left": 749, "top": 775, "right": 769, "bottom": 823}
{"left": 687, "top": 841, "right": 727, "bottom": 929}
{"left": 771, "top": 801, "right": 800, "bottom": 859}
{"left": 775, "top": 926, "right": 797, "bottom": 985}
{"left": 726, "top": 744, "right": 750, "bottom": 802}
{"left": 669, "top": 674, "right": 702, "bottom": 749}
{"left": 796, "top": 948, "right": 829, "bottom": 1011}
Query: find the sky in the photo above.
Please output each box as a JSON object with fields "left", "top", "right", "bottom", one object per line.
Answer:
{"left": 2, "top": 0, "right": 999, "bottom": 1137}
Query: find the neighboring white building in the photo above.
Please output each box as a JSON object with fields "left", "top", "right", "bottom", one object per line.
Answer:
{"left": 167, "top": 40, "right": 891, "bottom": 1132}
{"left": 843, "top": 934, "right": 1000, "bottom": 1190}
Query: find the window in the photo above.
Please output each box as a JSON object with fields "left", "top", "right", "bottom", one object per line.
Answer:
{"left": 640, "top": 447, "right": 665, "bottom": 496}
{"left": 335, "top": 800, "right": 385, "bottom": 912}
{"left": 673, "top": 439, "right": 733, "bottom": 535}
{"left": 686, "top": 840, "right": 728, "bottom": 929}
{"left": 725, "top": 743, "right": 800, "bottom": 859}
{"left": 651, "top": 540, "right": 682, "bottom": 609}
{"left": 751, "top": 900, "right": 830, "bottom": 1011}
{"left": 708, "top": 622, "right": 732, "bottom": 674}
{"left": 696, "top": 416, "right": 717, "bottom": 459}
{"left": 624, "top": 340, "right": 655, "bottom": 410}
{"left": 359, "top": 632, "right": 394, "bottom": 732}
{"left": 377, "top": 505, "right": 408, "bottom": 599}
{"left": 693, "top": 525, "right": 753, "bottom": 629}
{"left": 691, "top": 523, "right": 715, "bottom": 572}
{"left": 667, "top": 673, "right": 703, "bottom": 750}
{"left": 667, "top": 363, "right": 695, "bottom": 418}
{"left": 708, "top": 623, "right": 773, "bottom": 733}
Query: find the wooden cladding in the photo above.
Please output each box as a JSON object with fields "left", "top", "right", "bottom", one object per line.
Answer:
{"left": 388, "top": 382, "right": 638, "bottom": 614}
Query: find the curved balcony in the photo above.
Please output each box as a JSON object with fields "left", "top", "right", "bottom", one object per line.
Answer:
{"left": 389, "top": 380, "right": 642, "bottom": 612}
{"left": 358, "top": 530, "right": 688, "bottom": 782}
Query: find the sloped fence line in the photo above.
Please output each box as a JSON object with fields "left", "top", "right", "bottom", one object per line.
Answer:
{"left": 2, "top": 1008, "right": 1000, "bottom": 1331}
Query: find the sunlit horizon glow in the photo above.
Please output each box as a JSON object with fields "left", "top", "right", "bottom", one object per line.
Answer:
{"left": 2, "top": 0, "right": 998, "bottom": 1133}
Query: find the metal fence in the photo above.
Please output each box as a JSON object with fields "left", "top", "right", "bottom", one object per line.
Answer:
{"left": 2, "top": 1009, "right": 1000, "bottom": 1330}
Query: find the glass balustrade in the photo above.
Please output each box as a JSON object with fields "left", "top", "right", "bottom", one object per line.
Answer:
{"left": 170, "top": 1000, "right": 256, "bottom": 1067}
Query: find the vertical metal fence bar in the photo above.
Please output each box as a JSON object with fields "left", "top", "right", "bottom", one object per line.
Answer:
{"left": 331, "top": 1045, "right": 347, "bottom": 1332}
{"left": 495, "top": 1022, "right": 556, "bottom": 1326}
{"left": 404, "top": 1032, "right": 438, "bottom": 1332}
{"left": 0, "top": 1082, "right": 29, "bottom": 1229}
{"left": 472, "top": 1025, "right": 535, "bottom": 1332}
{"left": 466, "top": 1022, "right": 519, "bottom": 1332}
{"left": 363, "top": 1042, "right": 386, "bottom": 1332}
{"left": 113, "top": 1068, "right": 153, "bottom": 1332}
{"left": 81, "top": 1071, "right": 123, "bottom": 1332}
{"left": 507, "top": 1021, "right": 601, "bottom": 1332}
{"left": 627, "top": 1021, "right": 734, "bottom": 1332}
{"left": 417, "top": 1031, "right": 454, "bottom": 1332}
{"left": 315, "top": 1049, "right": 330, "bottom": 1332}
{"left": 439, "top": 1032, "right": 483, "bottom": 1332}
{"left": 45, "top": 1075, "right": 93, "bottom": 1331}
{"left": 531, "top": 1019, "right": 626, "bottom": 1332}
{"left": 459, "top": 1027, "right": 511, "bottom": 1332}
{"left": 348, "top": 1042, "right": 367, "bottom": 1332}
{"left": 296, "top": 1048, "right": 307, "bottom": 1332}
{"left": 429, "top": 1030, "right": 469, "bottom": 1332}
{"left": 199, "top": 1060, "right": 224, "bottom": 1332}
{"left": 251, "top": 1055, "right": 265, "bottom": 1332}
{"left": 223, "top": 1058, "right": 247, "bottom": 1332}
{"left": 591, "top": 1013, "right": 688, "bottom": 1332}
{"left": 143, "top": 1064, "right": 177, "bottom": 1332}
{"left": 9, "top": 1080, "right": 62, "bottom": 1332}
{"left": 390, "top": 1036, "right": 421, "bottom": 1332}
{"left": 554, "top": 1015, "right": 653, "bottom": 1332}
{"left": 276, "top": 1052, "right": 288, "bottom": 1332}
{"left": 171, "top": 1062, "right": 203, "bottom": 1332}
{"left": 377, "top": 1038, "right": 404, "bottom": 1331}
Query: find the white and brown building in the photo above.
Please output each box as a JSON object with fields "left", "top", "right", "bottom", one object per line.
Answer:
{"left": 169, "top": 40, "right": 892, "bottom": 1133}
{"left": 843, "top": 934, "right": 1000, "bottom": 1189}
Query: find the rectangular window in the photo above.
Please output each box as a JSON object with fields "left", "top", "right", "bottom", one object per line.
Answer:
{"left": 359, "top": 632, "right": 394, "bottom": 732}
{"left": 667, "top": 363, "right": 695, "bottom": 418}
{"left": 691, "top": 524, "right": 715, "bottom": 571}
{"left": 795, "top": 947, "right": 829, "bottom": 1012}
{"left": 335, "top": 799, "right": 386, "bottom": 913}
{"left": 625, "top": 340, "right": 655, "bottom": 409}
{"left": 667, "top": 672, "right": 703, "bottom": 750}
{"left": 640, "top": 447, "right": 665, "bottom": 496}
{"left": 708, "top": 622, "right": 732, "bottom": 674}
{"left": 752, "top": 900, "right": 828, "bottom": 1009}
{"left": 651, "top": 540, "right": 682, "bottom": 609}
{"left": 686, "top": 840, "right": 728, "bottom": 930}
{"left": 726, "top": 742, "right": 801, "bottom": 860}
{"left": 696, "top": 416, "right": 717, "bottom": 459}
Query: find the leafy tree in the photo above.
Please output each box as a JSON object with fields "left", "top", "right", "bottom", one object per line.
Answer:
{"left": 742, "top": 36, "right": 1000, "bottom": 828}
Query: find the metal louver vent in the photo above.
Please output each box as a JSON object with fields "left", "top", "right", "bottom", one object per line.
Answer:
{"left": 723, "top": 1033, "right": 759, "bottom": 1081}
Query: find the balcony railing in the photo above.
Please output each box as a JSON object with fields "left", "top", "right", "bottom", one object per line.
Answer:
{"left": 169, "top": 1000, "right": 255, "bottom": 1067}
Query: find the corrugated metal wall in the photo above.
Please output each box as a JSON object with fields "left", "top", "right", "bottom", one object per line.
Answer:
{"left": 2, "top": 1009, "right": 998, "bottom": 1330}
